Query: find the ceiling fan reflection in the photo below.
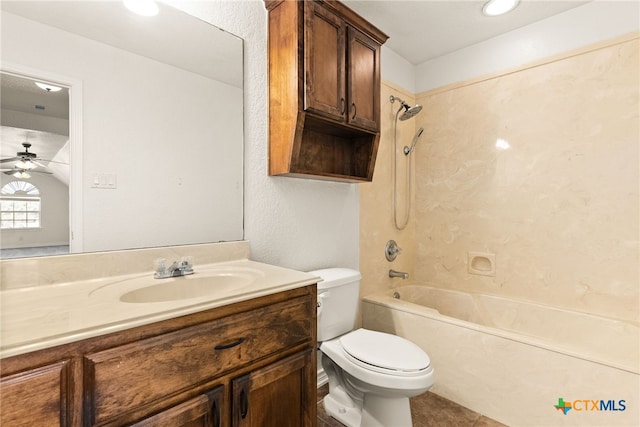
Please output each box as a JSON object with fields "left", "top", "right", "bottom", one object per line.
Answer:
{"left": 0, "top": 142, "right": 68, "bottom": 174}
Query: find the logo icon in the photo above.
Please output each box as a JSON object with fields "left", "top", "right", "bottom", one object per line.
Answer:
{"left": 555, "top": 398, "right": 572, "bottom": 415}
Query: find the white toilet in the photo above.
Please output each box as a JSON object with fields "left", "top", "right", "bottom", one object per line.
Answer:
{"left": 312, "top": 268, "right": 434, "bottom": 427}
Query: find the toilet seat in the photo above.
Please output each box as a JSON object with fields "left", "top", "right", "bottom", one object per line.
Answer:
{"left": 340, "top": 329, "right": 430, "bottom": 377}
{"left": 320, "top": 329, "right": 434, "bottom": 392}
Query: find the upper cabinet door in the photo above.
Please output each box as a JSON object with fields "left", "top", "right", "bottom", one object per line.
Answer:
{"left": 347, "top": 27, "right": 380, "bottom": 132}
{"left": 304, "top": 2, "right": 346, "bottom": 121}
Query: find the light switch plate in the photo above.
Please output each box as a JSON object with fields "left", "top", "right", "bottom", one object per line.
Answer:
{"left": 91, "top": 173, "right": 117, "bottom": 189}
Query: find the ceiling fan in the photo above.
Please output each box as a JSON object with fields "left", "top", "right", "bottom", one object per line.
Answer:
{"left": 0, "top": 142, "right": 65, "bottom": 178}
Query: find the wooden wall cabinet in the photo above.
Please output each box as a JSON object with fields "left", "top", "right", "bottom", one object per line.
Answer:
{"left": 0, "top": 286, "right": 316, "bottom": 427}
{"left": 266, "top": 0, "right": 388, "bottom": 182}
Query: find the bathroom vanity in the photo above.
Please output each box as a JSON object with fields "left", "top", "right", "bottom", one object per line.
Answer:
{"left": 0, "top": 244, "right": 319, "bottom": 426}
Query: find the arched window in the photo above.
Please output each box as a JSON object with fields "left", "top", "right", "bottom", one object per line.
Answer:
{"left": 0, "top": 181, "right": 41, "bottom": 229}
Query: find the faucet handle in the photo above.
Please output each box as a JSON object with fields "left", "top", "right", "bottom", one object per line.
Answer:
{"left": 385, "top": 240, "right": 402, "bottom": 261}
{"left": 154, "top": 258, "right": 166, "bottom": 270}
{"left": 179, "top": 256, "right": 194, "bottom": 272}
{"left": 154, "top": 258, "right": 169, "bottom": 279}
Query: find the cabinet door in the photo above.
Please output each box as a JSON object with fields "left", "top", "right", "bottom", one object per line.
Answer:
{"left": 304, "top": 1, "right": 346, "bottom": 122}
{"left": 0, "top": 360, "right": 71, "bottom": 427}
{"left": 347, "top": 26, "right": 381, "bottom": 132}
{"left": 131, "top": 386, "right": 224, "bottom": 427}
{"left": 231, "top": 350, "right": 314, "bottom": 427}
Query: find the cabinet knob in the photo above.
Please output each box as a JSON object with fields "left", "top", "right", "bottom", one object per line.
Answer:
{"left": 340, "top": 98, "right": 346, "bottom": 115}
{"left": 351, "top": 102, "right": 357, "bottom": 120}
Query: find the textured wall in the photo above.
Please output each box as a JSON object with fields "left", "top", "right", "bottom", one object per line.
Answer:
{"left": 413, "top": 36, "right": 639, "bottom": 323}
{"left": 170, "top": 0, "right": 360, "bottom": 271}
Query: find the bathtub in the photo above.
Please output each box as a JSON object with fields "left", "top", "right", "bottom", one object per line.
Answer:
{"left": 362, "top": 285, "right": 639, "bottom": 426}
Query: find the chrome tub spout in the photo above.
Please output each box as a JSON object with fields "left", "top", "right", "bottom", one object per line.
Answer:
{"left": 389, "top": 269, "right": 409, "bottom": 279}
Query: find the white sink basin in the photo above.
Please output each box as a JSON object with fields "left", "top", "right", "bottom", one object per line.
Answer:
{"left": 118, "top": 268, "right": 262, "bottom": 303}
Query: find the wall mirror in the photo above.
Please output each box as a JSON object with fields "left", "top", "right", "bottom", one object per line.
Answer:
{"left": 0, "top": 1, "right": 244, "bottom": 259}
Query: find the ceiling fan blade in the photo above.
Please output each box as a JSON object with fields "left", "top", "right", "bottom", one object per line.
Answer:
{"left": 38, "top": 159, "right": 69, "bottom": 166}
{"left": 31, "top": 169, "right": 53, "bottom": 175}
{"left": 0, "top": 157, "right": 20, "bottom": 163}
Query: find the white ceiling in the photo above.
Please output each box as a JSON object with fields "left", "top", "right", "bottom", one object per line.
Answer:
{"left": 343, "top": 0, "right": 590, "bottom": 65}
{"left": 1, "top": 0, "right": 242, "bottom": 88}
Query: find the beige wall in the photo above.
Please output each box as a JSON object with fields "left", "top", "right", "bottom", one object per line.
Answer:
{"left": 359, "top": 82, "right": 419, "bottom": 301}
{"left": 412, "top": 35, "right": 639, "bottom": 323}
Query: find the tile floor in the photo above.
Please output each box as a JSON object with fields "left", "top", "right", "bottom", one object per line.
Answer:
{"left": 317, "top": 384, "right": 507, "bottom": 427}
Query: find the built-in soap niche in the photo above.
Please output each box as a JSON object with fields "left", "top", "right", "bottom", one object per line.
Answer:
{"left": 467, "top": 252, "right": 496, "bottom": 276}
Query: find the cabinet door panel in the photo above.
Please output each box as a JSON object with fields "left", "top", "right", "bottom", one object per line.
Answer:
{"left": 347, "top": 27, "right": 380, "bottom": 131}
{"left": 131, "top": 386, "right": 224, "bottom": 427}
{"left": 0, "top": 360, "right": 71, "bottom": 427}
{"left": 231, "top": 350, "right": 314, "bottom": 427}
{"left": 304, "top": 1, "right": 346, "bottom": 121}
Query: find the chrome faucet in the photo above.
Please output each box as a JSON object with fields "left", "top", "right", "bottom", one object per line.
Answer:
{"left": 154, "top": 257, "right": 194, "bottom": 279}
{"left": 389, "top": 269, "right": 409, "bottom": 279}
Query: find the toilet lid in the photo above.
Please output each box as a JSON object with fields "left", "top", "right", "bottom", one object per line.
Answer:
{"left": 339, "top": 329, "right": 430, "bottom": 372}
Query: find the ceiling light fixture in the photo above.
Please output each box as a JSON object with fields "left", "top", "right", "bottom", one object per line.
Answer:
{"left": 12, "top": 170, "right": 31, "bottom": 179}
{"left": 482, "top": 0, "right": 520, "bottom": 16}
{"left": 16, "top": 159, "right": 37, "bottom": 170}
{"left": 123, "top": 0, "right": 159, "bottom": 17}
{"left": 35, "top": 82, "right": 62, "bottom": 92}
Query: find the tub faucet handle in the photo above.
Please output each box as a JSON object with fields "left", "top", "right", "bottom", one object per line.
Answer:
{"left": 385, "top": 240, "right": 402, "bottom": 261}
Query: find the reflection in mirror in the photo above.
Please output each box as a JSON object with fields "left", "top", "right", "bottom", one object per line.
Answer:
{"left": 1, "top": 1, "right": 244, "bottom": 259}
{"left": 1, "top": 73, "right": 71, "bottom": 258}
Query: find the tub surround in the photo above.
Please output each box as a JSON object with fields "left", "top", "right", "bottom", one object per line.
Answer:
{"left": 0, "top": 241, "right": 320, "bottom": 358}
{"left": 414, "top": 34, "right": 639, "bottom": 324}
{"left": 358, "top": 82, "right": 419, "bottom": 301}
{"left": 366, "top": 285, "right": 639, "bottom": 374}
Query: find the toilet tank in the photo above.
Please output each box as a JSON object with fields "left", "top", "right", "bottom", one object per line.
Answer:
{"left": 309, "top": 268, "right": 361, "bottom": 342}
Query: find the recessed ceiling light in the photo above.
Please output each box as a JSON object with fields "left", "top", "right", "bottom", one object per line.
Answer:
{"left": 123, "top": 0, "right": 159, "bottom": 17}
{"left": 35, "top": 82, "right": 62, "bottom": 92}
{"left": 483, "top": 0, "right": 520, "bottom": 16}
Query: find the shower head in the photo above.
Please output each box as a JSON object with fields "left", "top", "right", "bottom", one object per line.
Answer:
{"left": 390, "top": 95, "right": 423, "bottom": 121}
{"left": 403, "top": 127, "right": 424, "bottom": 155}
{"left": 399, "top": 104, "right": 423, "bottom": 121}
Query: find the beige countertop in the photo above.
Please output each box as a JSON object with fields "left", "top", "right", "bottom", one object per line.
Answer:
{"left": 0, "top": 258, "right": 319, "bottom": 359}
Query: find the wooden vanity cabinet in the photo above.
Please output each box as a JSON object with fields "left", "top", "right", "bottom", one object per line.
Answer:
{"left": 0, "top": 360, "right": 72, "bottom": 426}
{"left": 266, "top": 0, "right": 387, "bottom": 182}
{"left": 0, "top": 286, "right": 316, "bottom": 427}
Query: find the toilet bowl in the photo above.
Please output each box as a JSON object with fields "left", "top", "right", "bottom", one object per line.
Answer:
{"left": 311, "top": 268, "right": 434, "bottom": 427}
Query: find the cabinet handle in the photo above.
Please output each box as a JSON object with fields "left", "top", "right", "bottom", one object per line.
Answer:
{"left": 351, "top": 102, "right": 357, "bottom": 120}
{"left": 240, "top": 388, "right": 248, "bottom": 419}
{"left": 214, "top": 337, "right": 245, "bottom": 350}
{"left": 340, "top": 98, "right": 345, "bottom": 115}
